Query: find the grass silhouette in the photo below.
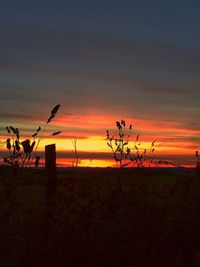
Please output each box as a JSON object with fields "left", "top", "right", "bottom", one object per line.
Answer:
{"left": 2, "top": 104, "right": 61, "bottom": 169}
{"left": 71, "top": 138, "right": 79, "bottom": 168}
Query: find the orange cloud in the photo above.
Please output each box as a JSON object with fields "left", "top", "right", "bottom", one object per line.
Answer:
{"left": 1, "top": 113, "right": 199, "bottom": 167}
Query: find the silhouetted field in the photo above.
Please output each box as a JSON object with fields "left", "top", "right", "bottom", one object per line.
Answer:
{"left": 1, "top": 166, "right": 200, "bottom": 267}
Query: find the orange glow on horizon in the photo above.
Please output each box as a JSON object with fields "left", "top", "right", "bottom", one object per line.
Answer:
{"left": 57, "top": 158, "right": 116, "bottom": 168}
{"left": 0, "top": 113, "right": 199, "bottom": 168}
{"left": 54, "top": 113, "right": 200, "bottom": 135}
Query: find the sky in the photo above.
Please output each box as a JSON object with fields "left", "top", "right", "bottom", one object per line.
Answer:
{"left": 1, "top": 0, "right": 200, "bottom": 167}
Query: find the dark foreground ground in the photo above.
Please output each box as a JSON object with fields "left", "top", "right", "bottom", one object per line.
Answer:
{"left": 1, "top": 166, "right": 200, "bottom": 267}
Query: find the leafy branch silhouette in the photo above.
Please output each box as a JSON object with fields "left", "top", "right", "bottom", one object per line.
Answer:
{"left": 106, "top": 120, "right": 132, "bottom": 168}
{"left": 106, "top": 119, "right": 156, "bottom": 168}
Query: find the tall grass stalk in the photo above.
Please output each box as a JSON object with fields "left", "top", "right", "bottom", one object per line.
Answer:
{"left": 29, "top": 104, "right": 61, "bottom": 167}
{"left": 71, "top": 138, "right": 79, "bottom": 169}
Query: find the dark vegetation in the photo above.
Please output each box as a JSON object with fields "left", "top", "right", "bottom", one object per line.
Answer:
{"left": 1, "top": 110, "right": 200, "bottom": 266}
{"left": 106, "top": 119, "right": 156, "bottom": 169}
{"left": 2, "top": 104, "right": 61, "bottom": 169}
{"left": 1, "top": 166, "right": 200, "bottom": 267}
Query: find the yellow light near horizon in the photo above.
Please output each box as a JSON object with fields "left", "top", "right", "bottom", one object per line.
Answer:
{"left": 41, "top": 136, "right": 107, "bottom": 152}
{"left": 78, "top": 159, "right": 115, "bottom": 168}
{"left": 1, "top": 132, "right": 195, "bottom": 167}
{"left": 41, "top": 137, "right": 159, "bottom": 154}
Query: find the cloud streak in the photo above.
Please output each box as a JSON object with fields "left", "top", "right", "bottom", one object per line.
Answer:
{"left": 1, "top": 14, "right": 200, "bottom": 166}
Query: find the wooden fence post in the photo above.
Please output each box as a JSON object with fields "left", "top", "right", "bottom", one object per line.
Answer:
{"left": 45, "top": 144, "right": 57, "bottom": 204}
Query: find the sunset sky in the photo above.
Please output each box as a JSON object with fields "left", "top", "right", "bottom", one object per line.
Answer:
{"left": 1, "top": 1, "right": 200, "bottom": 167}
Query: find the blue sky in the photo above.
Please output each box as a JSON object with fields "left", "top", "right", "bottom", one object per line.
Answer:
{"left": 1, "top": 0, "right": 200, "bottom": 166}
{"left": 1, "top": 0, "right": 200, "bottom": 46}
